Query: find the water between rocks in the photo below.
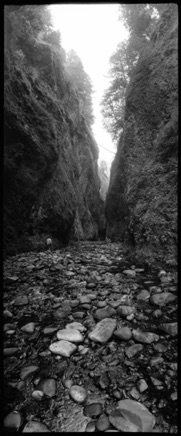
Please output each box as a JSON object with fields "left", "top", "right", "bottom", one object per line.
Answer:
{"left": 3, "top": 241, "right": 177, "bottom": 432}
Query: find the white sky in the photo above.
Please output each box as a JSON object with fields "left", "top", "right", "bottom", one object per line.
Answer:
{"left": 49, "top": 3, "right": 129, "bottom": 171}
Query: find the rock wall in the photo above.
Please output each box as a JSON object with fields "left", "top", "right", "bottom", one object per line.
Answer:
{"left": 4, "top": 13, "right": 105, "bottom": 255}
{"left": 106, "top": 4, "right": 178, "bottom": 266}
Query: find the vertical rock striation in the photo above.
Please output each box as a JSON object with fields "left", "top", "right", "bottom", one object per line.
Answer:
{"left": 106, "top": 4, "right": 178, "bottom": 266}
{"left": 4, "top": 9, "right": 104, "bottom": 255}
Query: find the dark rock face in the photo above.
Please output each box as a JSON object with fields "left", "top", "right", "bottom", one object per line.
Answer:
{"left": 106, "top": 4, "right": 178, "bottom": 266}
{"left": 4, "top": 19, "right": 104, "bottom": 255}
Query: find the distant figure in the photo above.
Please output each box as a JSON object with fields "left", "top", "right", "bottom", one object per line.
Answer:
{"left": 46, "top": 237, "right": 53, "bottom": 251}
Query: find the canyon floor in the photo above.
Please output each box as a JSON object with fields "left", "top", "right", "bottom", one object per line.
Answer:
{"left": 3, "top": 241, "right": 177, "bottom": 432}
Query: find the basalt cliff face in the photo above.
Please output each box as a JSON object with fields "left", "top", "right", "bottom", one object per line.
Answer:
{"left": 4, "top": 11, "right": 105, "bottom": 255}
{"left": 106, "top": 4, "right": 178, "bottom": 267}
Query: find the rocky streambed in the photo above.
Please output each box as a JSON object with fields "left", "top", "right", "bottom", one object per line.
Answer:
{"left": 3, "top": 241, "right": 177, "bottom": 432}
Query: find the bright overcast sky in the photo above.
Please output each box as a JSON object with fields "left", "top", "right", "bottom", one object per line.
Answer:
{"left": 49, "top": 4, "right": 129, "bottom": 169}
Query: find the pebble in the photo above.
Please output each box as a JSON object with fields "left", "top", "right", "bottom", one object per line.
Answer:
{"left": 113, "top": 326, "right": 132, "bottom": 341}
{"left": 123, "top": 270, "right": 136, "bottom": 278}
{"left": 4, "top": 411, "right": 23, "bottom": 431}
{"left": 57, "top": 328, "right": 84, "bottom": 343}
{"left": 84, "top": 403, "right": 103, "bottom": 417}
{"left": 130, "top": 387, "right": 140, "bottom": 400}
{"left": 22, "top": 421, "right": 50, "bottom": 432}
{"left": 170, "top": 391, "right": 177, "bottom": 401}
{"left": 20, "top": 322, "right": 35, "bottom": 333}
{"left": 125, "top": 344, "right": 143, "bottom": 358}
{"left": 109, "top": 399, "right": 155, "bottom": 432}
{"left": 150, "top": 356, "right": 164, "bottom": 366}
{"left": 137, "top": 289, "right": 150, "bottom": 300}
{"left": 13, "top": 295, "right": 29, "bottom": 305}
{"left": 20, "top": 365, "right": 39, "bottom": 380}
{"left": 85, "top": 421, "right": 96, "bottom": 432}
{"left": 96, "top": 414, "right": 110, "bottom": 431}
{"left": 69, "top": 385, "right": 87, "bottom": 403}
{"left": 159, "top": 322, "right": 178, "bottom": 336}
{"left": 88, "top": 318, "right": 117, "bottom": 343}
{"left": 49, "top": 340, "right": 77, "bottom": 357}
{"left": 66, "top": 322, "right": 87, "bottom": 332}
{"left": 152, "top": 309, "right": 162, "bottom": 318}
{"left": 16, "top": 380, "right": 26, "bottom": 391}
{"left": 4, "top": 347, "right": 18, "bottom": 356}
{"left": 117, "top": 306, "right": 134, "bottom": 317}
{"left": 94, "top": 306, "right": 116, "bottom": 320}
{"left": 43, "top": 327, "right": 58, "bottom": 335}
{"left": 3, "top": 309, "right": 13, "bottom": 319}
{"left": 150, "top": 292, "right": 177, "bottom": 306}
{"left": 36, "top": 378, "right": 57, "bottom": 397}
{"left": 132, "top": 330, "right": 159, "bottom": 344}
{"left": 32, "top": 390, "right": 44, "bottom": 401}
{"left": 63, "top": 379, "right": 73, "bottom": 389}
{"left": 137, "top": 379, "right": 148, "bottom": 393}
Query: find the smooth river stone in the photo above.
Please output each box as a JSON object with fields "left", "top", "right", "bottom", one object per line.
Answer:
{"left": 69, "top": 385, "right": 87, "bottom": 403}
{"left": 4, "top": 412, "right": 23, "bottom": 431}
{"left": 84, "top": 403, "right": 103, "bottom": 417}
{"left": 22, "top": 421, "right": 50, "bottom": 432}
{"left": 36, "top": 378, "right": 57, "bottom": 397}
{"left": 57, "top": 328, "right": 84, "bottom": 343}
{"left": 88, "top": 318, "right": 117, "bottom": 344}
{"left": 66, "top": 322, "right": 87, "bottom": 332}
{"left": 49, "top": 340, "right": 77, "bottom": 357}
{"left": 109, "top": 399, "right": 155, "bottom": 432}
{"left": 117, "top": 306, "right": 134, "bottom": 317}
{"left": 150, "top": 292, "right": 177, "bottom": 306}
{"left": 137, "top": 290, "right": 150, "bottom": 301}
{"left": 20, "top": 365, "right": 39, "bottom": 380}
{"left": 132, "top": 330, "right": 159, "bottom": 344}
{"left": 20, "top": 322, "right": 35, "bottom": 333}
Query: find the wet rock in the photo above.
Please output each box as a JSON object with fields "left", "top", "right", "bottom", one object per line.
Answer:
{"left": 66, "top": 321, "right": 87, "bottom": 332}
{"left": 32, "top": 390, "right": 44, "bottom": 401}
{"left": 73, "top": 311, "right": 85, "bottom": 319}
{"left": 137, "top": 289, "right": 150, "bottom": 300}
{"left": 70, "top": 299, "right": 79, "bottom": 307}
{"left": 36, "top": 378, "right": 57, "bottom": 397}
{"left": 84, "top": 403, "right": 103, "bottom": 417}
{"left": 137, "top": 379, "right": 148, "bottom": 393}
{"left": 22, "top": 421, "right": 50, "bottom": 432}
{"left": 150, "top": 377, "right": 163, "bottom": 387}
{"left": 125, "top": 344, "right": 143, "bottom": 358}
{"left": 112, "top": 389, "right": 123, "bottom": 399}
{"left": 88, "top": 318, "right": 117, "bottom": 343}
{"left": 132, "top": 330, "right": 159, "bottom": 344}
{"left": 109, "top": 399, "right": 155, "bottom": 432}
{"left": 53, "top": 306, "right": 71, "bottom": 320}
{"left": 20, "top": 365, "right": 39, "bottom": 380}
{"left": 117, "top": 306, "right": 134, "bottom": 317}
{"left": 57, "top": 328, "right": 84, "bottom": 343}
{"left": 4, "top": 411, "right": 23, "bottom": 431}
{"left": 149, "top": 286, "right": 162, "bottom": 294}
{"left": 98, "top": 372, "right": 110, "bottom": 389}
{"left": 123, "top": 270, "right": 136, "bottom": 278}
{"left": 150, "top": 292, "right": 177, "bottom": 306}
{"left": 69, "top": 385, "right": 87, "bottom": 403}
{"left": 20, "top": 322, "right": 35, "bottom": 333}
{"left": 14, "top": 295, "right": 29, "bottom": 305}
{"left": 4, "top": 347, "right": 18, "bottom": 356}
{"left": 170, "top": 391, "right": 177, "bottom": 401}
{"left": 49, "top": 340, "right": 77, "bottom": 357}
{"left": 94, "top": 306, "right": 116, "bottom": 320}
{"left": 96, "top": 414, "right": 110, "bottom": 431}
{"left": 159, "top": 322, "right": 178, "bottom": 336}
{"left": 16, "top": 381, "right": 26, "bottom": 391}
{"left": 113, "top": 326, "right": 132, "bottom": 341}
{"left": 97, "top": 301, "right": 107, "bottom": 308}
